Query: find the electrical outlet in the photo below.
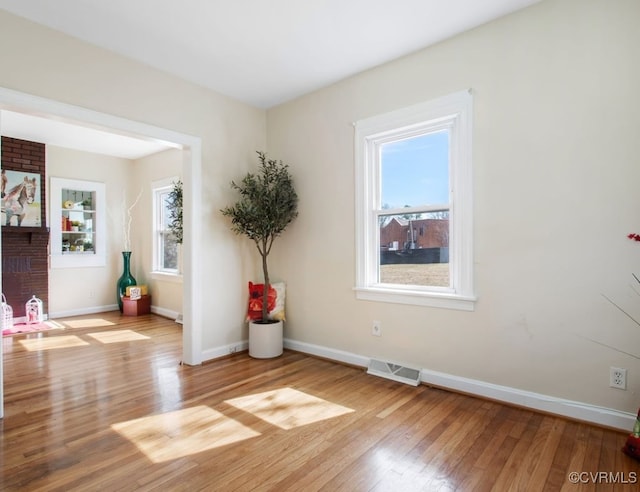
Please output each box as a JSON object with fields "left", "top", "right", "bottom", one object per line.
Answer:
{"left": 610, "top": 367, "right": 627, "bottom": 390}
{"left": 372, "top": 320, "right": 382, "bottom": 337}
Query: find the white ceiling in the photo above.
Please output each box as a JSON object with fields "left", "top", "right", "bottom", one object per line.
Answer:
{"left": 0, "top": 0, "right": 541, "bottom": 157}
{"left": 0, "top": 110, "right": 178, "bottom": 159}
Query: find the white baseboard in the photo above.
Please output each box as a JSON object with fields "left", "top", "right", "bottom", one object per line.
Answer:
{"left": 150, "top": 306, "right": 179, "bottom": 321}
{"left": 201, "top": 341, "right": 249, "bottom": 362}
{"left": 284, "top": 338, "right": 370, "bottom": 367}
{"left": 49, "top": 304, "right": 119, "bottom": 318}
{"left": 420, "top": 368, "right": 636, "bottom": 431}
{"left": 50, "top": 304, "right": 181, "bottom": 323}
{"left": 281, "top": 338, "right": 635, "bottom": 432}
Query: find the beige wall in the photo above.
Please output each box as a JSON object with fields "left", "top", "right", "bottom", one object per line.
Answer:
{"left": 47, "top": 146, "right": 132, "bottom": 314}
{"left": 47, "top": 146, "right": 185, "bottom": 317}
{"left": 4, "top": 0, "right": 640, "bottom": 422}
{"left": 266, "top": 0, "right": 640, "bottom": 414}
{"left": 0, "top": 9, "right": 266, "bottom": 351}
{"left": 133, "top": 148, "right": 184, "bottom": 317}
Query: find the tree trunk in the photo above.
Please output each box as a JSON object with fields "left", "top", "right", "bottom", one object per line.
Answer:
{"left": 261, "top": 249, "right": 269, "bottom": 322}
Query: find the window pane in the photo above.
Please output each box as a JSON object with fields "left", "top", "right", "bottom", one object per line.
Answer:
{"left": 355, "top": 91, "right": 473, "bottom": 308}
{"left": 379, "top": 212, "right": 450, "bottom": 287}
{"left": 153, "top": 183, "right": 181, "bottom": 274}
{"left": 161, "top": 191, "right": 171, "bottom": 229}
{"left": 162, "top": 233, "right": 178, "bottom": 270}
{"left": 381, "top": 131, "right": 449, "bottom": 208}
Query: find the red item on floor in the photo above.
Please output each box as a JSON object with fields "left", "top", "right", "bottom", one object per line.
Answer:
{"left": 122, "top": 295, "right": 151, "bottom": 316}
{"left": 623, "top": 435, "right": 640, "bottom": 460}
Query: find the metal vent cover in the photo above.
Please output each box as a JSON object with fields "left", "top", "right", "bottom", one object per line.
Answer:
{"left": 367, "top": 359, "right": 421, "bottom": 386}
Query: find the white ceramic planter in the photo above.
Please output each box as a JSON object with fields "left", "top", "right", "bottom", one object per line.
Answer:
{"left": 248, "top": 320, "right": 283, "bottom": 358}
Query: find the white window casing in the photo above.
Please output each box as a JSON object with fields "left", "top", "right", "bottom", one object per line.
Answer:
{"left": 50, "top": 177, "right": 106, "bottom": 269}
{"left": 152, "top": 177, "right": 181, "bottom": 277}
{"left": 354, "top": 89, "right": 475, "bottom": 311}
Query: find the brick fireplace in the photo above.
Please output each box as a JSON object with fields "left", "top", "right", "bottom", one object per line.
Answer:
{"left": 1, "top": 136, "right": 49, "bottom": 319}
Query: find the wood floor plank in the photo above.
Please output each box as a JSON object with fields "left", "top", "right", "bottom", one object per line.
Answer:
{"left": 1, "top": 312, "right": 637, "bottom": 491}
{"left": 513, "top": 416, "right": 566, "bottom": 491}
{"left": 545, "top": 419, "right": 582, "bottom": 489}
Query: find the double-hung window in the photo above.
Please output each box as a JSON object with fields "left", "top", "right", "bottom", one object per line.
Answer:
{"left": 354, "top": 90, "right": 475, "bottom": 310}
{"left": 152, "top": 178, "right": 180, "bottom": 275}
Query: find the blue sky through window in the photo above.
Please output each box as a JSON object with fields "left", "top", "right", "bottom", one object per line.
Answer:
{"left": 381, "top": 130, "right": 449, "bottom": 209}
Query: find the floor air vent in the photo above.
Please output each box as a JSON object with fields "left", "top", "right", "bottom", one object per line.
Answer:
{"left": 367, "top": 359, "right": 421, "bottom": 386}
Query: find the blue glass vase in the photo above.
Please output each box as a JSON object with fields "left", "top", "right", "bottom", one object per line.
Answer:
{"left": 117, "top": 251, "right": 137, "bottom": 312}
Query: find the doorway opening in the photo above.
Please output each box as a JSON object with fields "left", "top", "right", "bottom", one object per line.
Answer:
{"left": 0, "top": 87, "right": 203, "bottom": 417}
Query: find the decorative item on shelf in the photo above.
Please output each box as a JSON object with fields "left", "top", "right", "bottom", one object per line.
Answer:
{"left": 129, "top": 287, "right": 142, "bottom": 300}
{"left": 125, "top": 285, "right": 148, "bottom": 296}
{"left": 63, "top": 200, "right": 75, "bottom": 210}
{"left": 25, "top": 295, "right": 44, "bottom": 325}
{"left": 221, "top": 151, "right": 298, "bottom": 358}
{"left": 126, "top": 285, "right": 148, "bottom": 300}
{"left": 1, "top": 294, "right": 14, "bottom": 331}
{"left": 117, "top": 251, "right": 137, "bottom": 312}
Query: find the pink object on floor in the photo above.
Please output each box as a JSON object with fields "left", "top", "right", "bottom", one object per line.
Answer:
{"left": 2, "top": 321, "right": 62, "bottom": 336}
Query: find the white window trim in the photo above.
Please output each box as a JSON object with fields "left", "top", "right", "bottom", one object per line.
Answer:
{"left": 354, "top": 89, "right": 475, "bottom": 311}
{"left": 151, "top": 177, "right": 182, "bottom": 278}
{"left": 150, "top": 270, "right": 183, "bottom": 283}
{"left": 50, "top": 177, "right": 106, "bottom": 268}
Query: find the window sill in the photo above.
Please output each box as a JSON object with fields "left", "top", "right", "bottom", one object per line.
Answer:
{"left": 150, "top": 271, "right": 183, "bottom": 284}
{"left": 354, "top": 286, "right": 476, "bottom": 311}
{"left": 51, "top": 253, "right": 106, "bottom": 269}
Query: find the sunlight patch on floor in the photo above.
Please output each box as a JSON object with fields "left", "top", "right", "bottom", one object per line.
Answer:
{"left": 364, "top": 448, "right": 451, "bottom": 490}
{"left": 19, "top": 335, "right": 90, "bottom": 351}
{"left": 87, "top": 330, "right": 150, "bottom": 343}
{"left": 63, "top": 318, "right": 117, "bottom": 328}
{"left": 112, "top": 405, "right": 261, "bottom": 463}
{"left": 44, "top": 320, "right": 66, "bottom": 328}
{"left": 225, "top": 387, "right": 354, "bottom": 430}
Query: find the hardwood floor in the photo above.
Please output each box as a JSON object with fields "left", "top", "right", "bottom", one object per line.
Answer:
{"left": 1, "top": 313, "right": 638, "bottom": 491}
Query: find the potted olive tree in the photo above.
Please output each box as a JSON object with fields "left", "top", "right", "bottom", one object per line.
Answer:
{"left": 221, "top": 151, "right": 298, "bottom": 358}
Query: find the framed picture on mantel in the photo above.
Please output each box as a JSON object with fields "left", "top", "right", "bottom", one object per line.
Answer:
{"left": 1, "top": 170, "right": 42, "bottom": 227}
